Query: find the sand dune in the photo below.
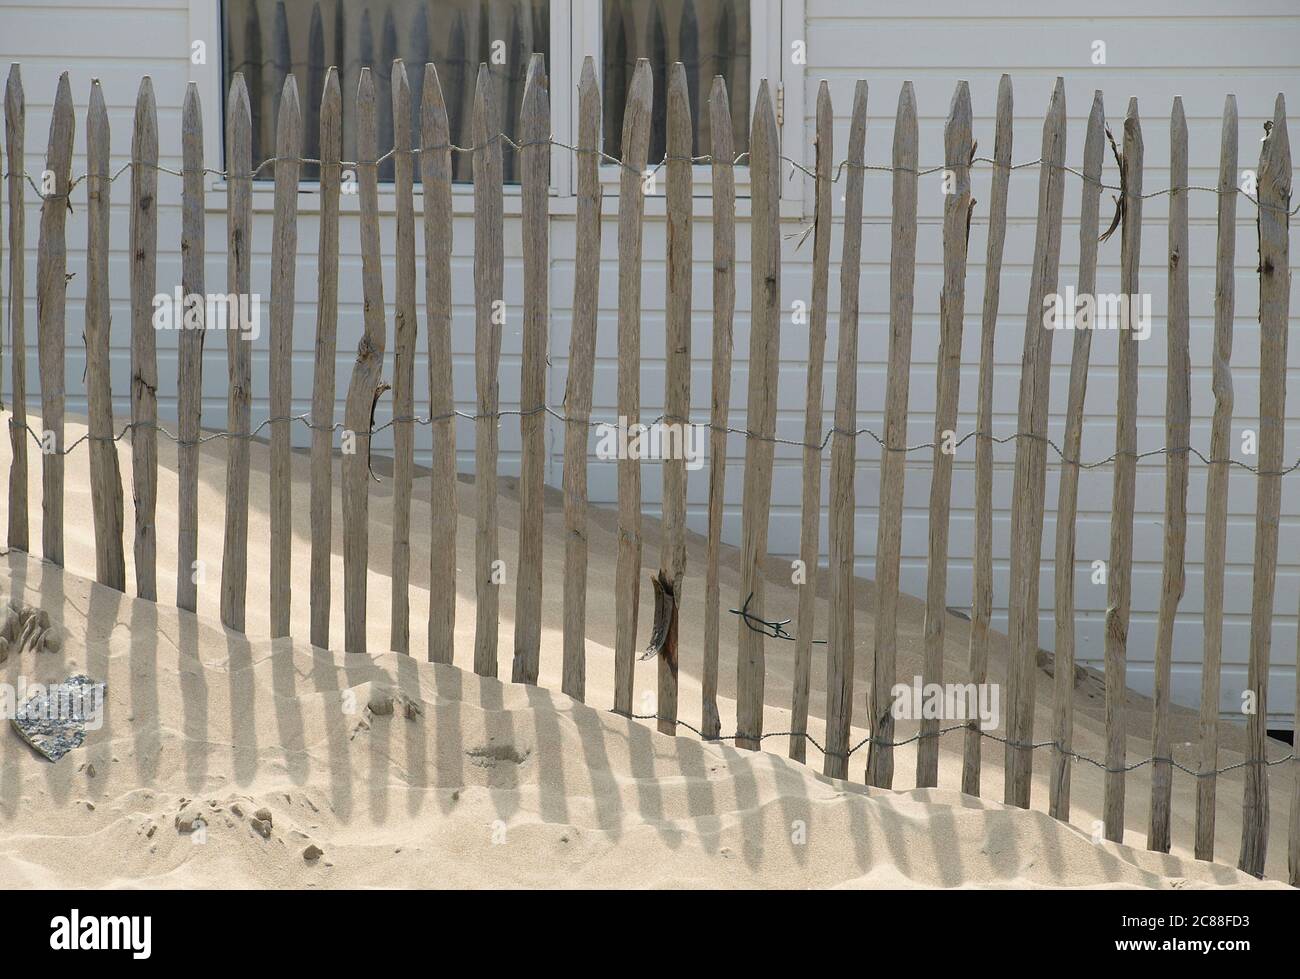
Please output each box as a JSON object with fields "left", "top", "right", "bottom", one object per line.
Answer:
{"left": 0, "top": 418, "right": 1291, "bottom": 887}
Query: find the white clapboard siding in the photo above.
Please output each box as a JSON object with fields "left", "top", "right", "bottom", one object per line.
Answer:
{"left": 1, "top": 0, "right": 1298, "bottom": 724}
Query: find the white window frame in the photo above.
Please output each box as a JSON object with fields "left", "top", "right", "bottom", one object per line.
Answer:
{"left": 571, "top": 0, "right": 793, "bottom": 201}
{"left": 189, "top": 0, "right": 574, "bottom": 209}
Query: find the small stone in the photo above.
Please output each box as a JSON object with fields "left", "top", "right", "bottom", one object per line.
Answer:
{"left": 231, "top": 803, "right": 244, "bottom": 818}
{"left": 250, "top": 817, "right": 272, "bottom": 839}
{"left": 254, "top": 807, "right": 272, "bottom": 826}
{"left": 86, "top": 763, "right": 96, "bottom": 778}
{"left": 85, "top": 801, "right": 94, "bottom": 811}
{"left": 368, "top": 694, "right": 394, "bottom": 716}
{"left": 303, "top": 843, "right": 324, "bottom": 862}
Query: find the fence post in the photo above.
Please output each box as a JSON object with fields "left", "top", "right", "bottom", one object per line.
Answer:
{"left": 917, "top": 81, "right": 972, "bottom": 788}
{"left": 177, "top": 82, "right": 206, "bottom": 613}
{"left": 1195, "top": 95, "right": 1237, "bottom": 863}
{"left": 388, "top": 59, "right": 415, "bottom": 654}
{"left": 36, "top": 72, "right": 73, "bottom": 568}
{"left": 963, "top": 74, "right": 1011, "bottom": 797}
{"left": 221, "top": 74, "right": 252, "bottom": 632}
{"left": 701, "top": 75, "right": 735, "bottom": 741}
{"left": 85, "top": 81, "right": 125, "bottom": 592}
{"left": 423, "top": 63, "right": 456, "bottom": 665}
{"left": 1049, "top": 90, "right": 1104, "bottom": 821}
{"left": 823, "top": 80, "right": 867, "bottom": 780}
{"left": 561, "top": 58, "right": 601, "bottom": 700}
{"left": 613, "top": 59, "right": 651, "bottom": 713}
{"left": 1241, "top": 93, "right": 1288, "bottom": 878}
{"left": 866, "top": 81, "right": 917, "bottom": 788}
{"left": 5, "top": 65, "right": 26, "bottom": 553}
{"left": 649, "top": 61, "right": 693, "bottom": 734}
{"left": 734, "top": 79, "right": 781, "bottom": 751}
{"left": 472, "top": 62, "right": 503, "bottom": 677}
{"left": 513, "top": 53, "right": 549, "bottom": 685}
{"left": 130, "top": 77, "right": 159, "bottom": 600}
{"left": 1149, "top": 97, "right": 1190, "bottom": 853}
{"left": 308, "top": 67, "right": 340, "bottom": 648}
{"left": 269, "top": 75, "right": 300, "bottom": 639}
{"left": 342, "top": 67, "right": 387, "bottom": 654}
{"left": 790, "top": 80, "right": 831, "bottom": 763}
{"left": 1004, "top": 78, "right": 1066, "bottom": 810}
{"left": 1104, "top": 98, "right": 1143, "bottom": 842}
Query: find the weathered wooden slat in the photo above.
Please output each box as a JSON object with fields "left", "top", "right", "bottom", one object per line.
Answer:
{"left": 1241, "top": 94, "right": 1288, "bottom": 879}
{"left": 734, "top": 80, "right": 781, "bottom": 751}
{"left": 422, "top": 63, "right": 456, "bottom": 665}
{"left": 220, "top": 74, "right": 253, "bottom": 632}
{"left": 309, "top": 67, "right": 341, "bottom": 647}
{"left": 512, "top": 54, "right": 549, "bottom": 685}
{"left": 963, "top": 73, "right": 1012, "bottom": 798}
{"left": 790, "top": 81, "right": 832, "bottom": 763}
{"left": 652, "top": 61, "right": 693, "bottom": 735}
{"left": 269, "top": 75, "right": 300, "bottom": 639}
{"left": 613, "top": 60, "right": 652, "bottom": 713}
{"left": 472, "top": 63, "right": 504, "bottom": 677}
{"left": 1149, "top": 97, "right": 1191, "bottom": 854}
{"left": 561, "top": 58, "right": 601, "bottom": 700}
{"left": 342, "top": 67, "right": 388, "bottom": 654}
{"left": 866, "top": 82, "right": 918, "bottom": 788}
{"left": 1048, "top": 90, "right": 1105, "bottom": 822}
{"left": 130, "top": 77, "right": 159, "bottom": 600}
{"left": 1003, "top": 78, "right": 1066, "bottom": 809}
{"left": 36, "top": 72, "right": 73, "bottom": 567}
{"left": 822, "top": 80, "right": 867, "bottom": 780}
{"left": 84, "top": 81, "right": 125, "bottom": 592}
{"left": 916, "top": 81, "right": 972, "bottom": 788}
{"left": 1104, "top": 98, "right": 1143, "bottom": 842}
{"left": 177, "top": 82, "right": 206, "bottom": 613}
{"left": 1196, "top": 94, "right": 1237, "bottom": 863}
{"left": 390, "top": 59, "right": 415, "bottom": 654}
{"left": 5, "top": 66, "right": 26, "bottom": 552}
{"left": 701, "top": 75, "right": 735, "bottom": 741}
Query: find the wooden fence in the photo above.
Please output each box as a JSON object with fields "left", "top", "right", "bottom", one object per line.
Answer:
{"left": 1, "top": 56, "right": 1297, "bottom": 886}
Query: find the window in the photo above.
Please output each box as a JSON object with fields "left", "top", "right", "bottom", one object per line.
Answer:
{"left": 600, "top": 0, "right": 750, "bottom": 164}
{"left": 221, "top": 0, "right": 549, "bottom": 182}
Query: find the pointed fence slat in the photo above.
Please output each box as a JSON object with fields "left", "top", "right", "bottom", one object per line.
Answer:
{"left": 822, "top": 80, "right": 867, "bottom": 780}
{"left": 1049, "top": 91, "right": 1105, "bottom": 822}
{"left": 5, "top": 66, "right": 26, "bottom": 552}
{"left": 917, "top": 81, "right": 972, "bottom": 788}
{"left": 1241, "top": 94, "right": 1288, "bottom": 879}
{"left": 342, "top": 68, "right": 388, "bottom": 654}
{"left": 701, "top": 75, "right": 735, "bottom": 741}
{"left": 1149, "top": 97, "right": 1190, "bottom": 853}
{"left": 130, "top": 77, "right": 159, "bottom": 600}
{"left": 513, "top": 53, "right": 550, "bottom": 685}
{"left": 36, "top": 72, "right": 73, "bottom": 567}
{"left": 1104, "top": 99, "right": 1143, "bottom": 842}
{"left": 472, "top": 63, "right": 504, "bottom": 677}
{"left": 561, "top": 58, "right": 601, "bottom": 700}
{"left": 389, "top": 59, "right": 416, "bottom": 654}
{"left": 1196, "top": 94, "right": 1237, "bottom": 863}
{"left": 269, "top": 75, "right": 300, "bottom": 639}
{"left": 734, "top": 79, "right": 781, "bottom": 751}
{"left": 790, "top": 81, "right": 831, "bottom": 763}
{"left": 177, "top": 83, "right": 206, "bottom": 613}
{"left": 221, "top": 75, "right": 253, "bottom": 632}
{"left": 85, "top": 81, "right": 125, "bottom": 592}
{"left": 866, "top": 82, "right": 918, "bottom": 788}
{"left": 963, "top": 74, "right": 1012, "bottom": 797}
{"left": 1004, "top": 78, "right": 1067, "bottom": 810}
{"left": 652, "top": 62, "right": 692, "bottom": 734}
{"left": 423, "top": 63, "right": 457, "bottom": 665}
{"left": 309, "top": 67, "right": 341, "bottom": 648}
{"left": 613, "top": 59, "right": 652, "bottom": 713}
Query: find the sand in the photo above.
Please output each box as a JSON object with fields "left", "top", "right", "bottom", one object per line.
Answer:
{"left": 0, "top": 416, "right": 1291, "bottom": 888}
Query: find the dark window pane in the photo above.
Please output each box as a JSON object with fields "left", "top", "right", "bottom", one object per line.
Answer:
{"left": 222, "top": 0, "right": 549, "bottom": 182}
{"left": 601, "top": 0, "right": 750, "bottom": 164}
